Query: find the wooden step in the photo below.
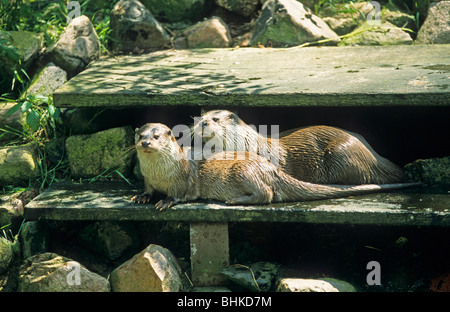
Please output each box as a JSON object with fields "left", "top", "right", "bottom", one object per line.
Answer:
{"left": 24, "top": 181, "right": 450, "bottom": 227}
{"left": 53, "top": 45, "right": 450, "bottom": 108}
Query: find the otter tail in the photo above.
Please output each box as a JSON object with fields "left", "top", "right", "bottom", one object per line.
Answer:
{"left": 274, "top": 170, "right": 421, "bottom": 202}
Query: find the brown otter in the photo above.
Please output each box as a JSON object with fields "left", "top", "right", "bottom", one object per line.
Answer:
{"left": 193, "top": 110, "right": 405, "bottom": 185}
{"left": 132, "top": 123, "right": 417, "bottom": 210}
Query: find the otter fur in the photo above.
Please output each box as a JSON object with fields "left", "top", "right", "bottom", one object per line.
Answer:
{"left": 193, "top": 110, "right": 405, "bottom": 185}
{"left": 133, "top": 123, "right": 417, "bottom": 210}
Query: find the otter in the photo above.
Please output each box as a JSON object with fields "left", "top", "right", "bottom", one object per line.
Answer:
{"left": 132, "top": 123, "right": 417, "bottom": 211}
{"left": 193, "top": 110, "right": 405, "bottom": 185}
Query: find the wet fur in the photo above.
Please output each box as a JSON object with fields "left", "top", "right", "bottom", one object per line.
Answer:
{"left": 193, "top": 110, "right": 405, "bottom": 184}
{"left": 134, "top": 123, "right": 416, "bottom": 210}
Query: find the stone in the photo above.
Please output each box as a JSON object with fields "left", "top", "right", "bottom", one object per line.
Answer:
{"left": 110, "top": 0, "right": 171, "bottom": 53}
{"left": 0, "top": 237, "right": 14, "bottom": 275}
{"left": 404, "top": 156, "right": 450, "bottom": 186}
{"left": 216, "top": 0, "right": 260, "bottom": 17}
{"left": 250, "top": 0, "right": 339, "bottom": 47}
{"left": 322, "top": 1, "right": 374, "bottom": 36}
{"left": 174, "top": 17, "right": 232, "bottom": 49}
{"left": 45, "top": 15, "right": 100, "bottom": 77}
{"left": 141, "top": 0, "right": 211, "bottom": 23}
{"left": 109, "top": 244, "right": 183, "bottom": 292}
{"left": 0, "top": 144, "right": 39, "bottom": 185}
{"left": 0, "top": 31, "right": 44, "bottom": 92}
{"left": 191, "top": 286, "right": 232, "bottom": 292}
{"left": 381, "top": 7, "right": 416, "bottom": 31}
{"left": 20, "top": 221, "right": 49, "bottom": 260}
{"left": 339, "top": 21, "right": 413, "bottom": 46}
{"left": 65, "top": 126, "right": 134, "bottom": 179}
{"left": 22, "top": 63, "right": 67, "bottom": 98}
{"left": 415, "top": 1, "right": 450, "bottom": 44}
{"left": 222, "top": 262, "right": 280, "bottom": 291}
{"left": 0, "top": 102, "right": 26, "bottom": 144}
{"left": 319, "top": 277, "right": 357, "bottom": 292}
{"left": 277, "top": 278, "right": 339, "bottom": 292}
{"left": 78, "top": 221, "right": 139, "bottom": 260}
{"left": 18, "top": 253, "right": 110, "bottom": 292}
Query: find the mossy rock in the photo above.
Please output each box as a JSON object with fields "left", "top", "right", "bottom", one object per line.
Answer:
{"left": 141, "top": 0, "right": 213, "bottom": 23}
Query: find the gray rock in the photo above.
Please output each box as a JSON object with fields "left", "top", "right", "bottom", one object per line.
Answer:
{"left": 216, "top": 0, "right": 260, "bottom": 17}
{"left": 174, "top": 17, "right": 232, "bottom": 49}
{"left": 109, "top": 244, "right": 183, "bottom": 292}
{"left": 45, "top": 15, "right": 100, "bottom": 76}
{"left": 0, "top": 144, "right": 40, "bottom": 185}
{"left": 277, "top": 278, "right": 339, "bottom": 292}
{"left": 250, "top": 0, "right": 339, "bottom": 47}
{"left": 222, "top": 262, "right": 280, "bottom": 291}
{"left": 339, "top": 21, "right": 412, "bottom": 46}
{"left": 65, "top": 126, "right": 134, "bottom": 179}
{"left": 322, "top": 1, "right": 374, "bottom": 36}
{"left": 18, "top": 253, "right": 110, "bottom": 292}
{"left": 404, "top": 156, "right": 450, "bottom": 186}
{"left": 415, "top": 1, "right": 450, "bottom": 44}
{"left": 78, "top": 221, "right": 139, "bottom": 260}
{"left": 0, "top": 237, "right": 14, "bottom": 275}
{"left": 0, "top": 102, "right": 26, "bottom": 144}
{"left": 22, "top": 62, "right": 67, "bottom": 97}
{"left": 110, "top": 0, "right": 171, "bottom": 53}
{"left": 319, "top": 277, "right": 357, "bottom": 292}
{"left": 20, "top": 221, "right": 49, "bottom": 260}
{"left": 141, "top": 0, "right": 212, "bottom": 23}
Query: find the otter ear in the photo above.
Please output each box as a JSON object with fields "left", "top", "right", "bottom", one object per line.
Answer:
{"left": 227, "top": 112, "right": 236, "bottom": 121}
{"left": 167, "top": 129, "right": 172, "bottom": 136}
{"left": 135, "top": 128, "right": 139, "bottom": 133}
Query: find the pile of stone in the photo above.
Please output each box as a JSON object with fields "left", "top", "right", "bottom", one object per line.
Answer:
{"left": 108, "top": 0, "right": 450, "bottom": 51}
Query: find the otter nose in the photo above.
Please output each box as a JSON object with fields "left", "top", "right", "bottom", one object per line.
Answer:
{"left": 201, "top": 121, "right": 208, "bottom": 128}
{"left": 141, "top": 141, "right": 150, "bottom": 148}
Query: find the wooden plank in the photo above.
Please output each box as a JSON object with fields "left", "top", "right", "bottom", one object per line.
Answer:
{"left": 24, "top": 182, "right": 450, "bottom": 227}
{"left": 53, "top": 45, "right": 450, "bottom": 108}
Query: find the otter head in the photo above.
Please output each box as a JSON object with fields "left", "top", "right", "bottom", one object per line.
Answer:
{"left": 135, "top": 123, "right": 178, "bottom": 156}
{"left": 193, "top": 110, "right": 243, "bottom": 144}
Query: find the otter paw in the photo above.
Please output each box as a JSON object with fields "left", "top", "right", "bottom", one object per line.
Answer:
{"left": 155, "top": 197, "right": 177, "bottom": 211}
{"left": 131, "top": 193, "right": 152, "bottom": 204}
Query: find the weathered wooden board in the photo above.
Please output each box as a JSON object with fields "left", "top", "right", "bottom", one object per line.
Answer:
{"left": 53, "top": 45, "right": 450, "bottom": 108}
{"left": 24, "top": 182, "right": 450, "bottom": 227}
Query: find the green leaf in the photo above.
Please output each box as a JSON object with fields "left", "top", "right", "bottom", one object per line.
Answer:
{"left": 21, "top": 100, "right": 32, "bottom": 112}
{"left": 26, "top": 110, "right": 41, "bottom": 132}
{"left": 4, "top": 102, "right": 22, "bottom": 117}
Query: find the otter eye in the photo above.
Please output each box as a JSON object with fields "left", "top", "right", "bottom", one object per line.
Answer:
{"left": 212, "top": 117, "right": 219, "bottom": 122}
{"left": 153, "top": 135, "right": 159, "bottom": 140}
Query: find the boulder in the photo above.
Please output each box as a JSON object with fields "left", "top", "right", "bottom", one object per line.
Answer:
{"left": 321, "top": 1, "right": 374, "bottom": 36}
{"left": 110, "top": 0, "right": 171, "bottom": 53}
{"left": 78, "top": 221, "right": 139, "bottom": 260}
{"left": 415, "top": 1, "right": 450, "bottom": 44}
{"left": 0, "top": 237, "right": 14, "bottom": 275}
{"left": 319, "top": 277, "right": 357, "bottom": 292}
{"left": 404, "top": 156, "right": 450, "bottom": 186}
{"left": 339, "top": 21, "right": 413, "bottom": 46}
{"left": 19, "top": 221, "right": 49, "bottom": 260}
{"left": 45, "top": 15, "right": 100, "bottom": 77}
{"left": 0, "top": 144, "right": 39, "bottom": 186}
{"left": 222, "top": 262, "right": 280, "bottom": 291}
{"left": 22, "top": 62, "right": 67, "bottom": 98}
{"left": 277, "top": 278, "right": 339, "bottom": 292}
{"left": 250, "top": 0, "right": 339, "bottom": 47}
{"left": 18, "top": 253, "right": 110, "bottom": 292}
{"left": 216, "top": 0, "right": 260, "bottom": 17}
{"left": 141, "top": 0, "right": 212, "bottom": 23}
{"left": 0, "top": 31, "right": 43, "bottom": 92}
{"left": 109, "top": 244, "right": 183, "bottom": 292}
{"left": 65, "top": 126, "right": 134, "bottom": 179}
{"left": 174, "top": 17, "right": 232, "bottom": 49}
{"left": 0, "top": 102, "right": 26, "bottom": 144}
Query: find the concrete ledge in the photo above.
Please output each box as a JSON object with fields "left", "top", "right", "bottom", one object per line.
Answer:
{"left": 53, "top": 45, "right": 450, "bottom": 108}
{"left": 24, "top": 182, "right": 450, "bottom": 227}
